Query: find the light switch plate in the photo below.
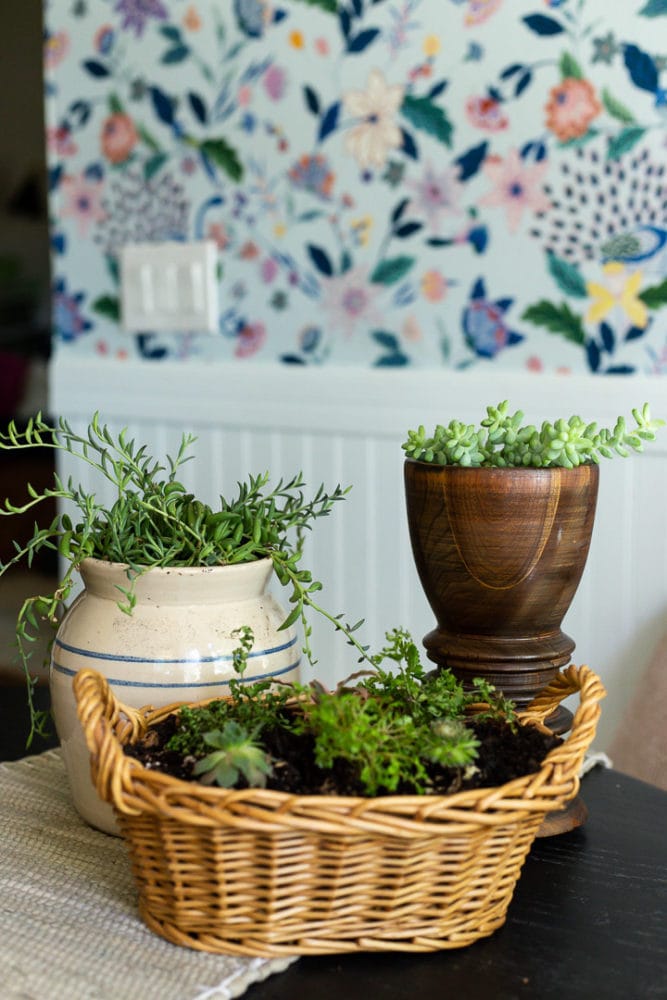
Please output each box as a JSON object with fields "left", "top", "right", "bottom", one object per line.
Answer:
{"left": 119, "top": 241, "right": 219, "bottom": 334}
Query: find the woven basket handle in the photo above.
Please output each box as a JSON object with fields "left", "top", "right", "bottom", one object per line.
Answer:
{"left": 73, "top": 668, "right": 148, "bottom": 814}
{"left": 519, "top": 665, "right": 606, "bottom": 783}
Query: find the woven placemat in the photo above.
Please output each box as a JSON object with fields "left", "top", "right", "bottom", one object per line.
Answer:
{"left": 0, "top": 750, "right": 297, "bottom": 1000}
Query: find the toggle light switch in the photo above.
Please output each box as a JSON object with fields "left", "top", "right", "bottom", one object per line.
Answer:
{"left": 119, "top": 241, "right": 219, "bottom": 334}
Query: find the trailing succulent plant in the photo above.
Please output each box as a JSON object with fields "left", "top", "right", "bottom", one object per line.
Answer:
{"left": 0, "top": 414, "right": 367, "bottom": 743}
{"left": 403, "top": 401, "right": 664, "bottom": 469}
{"left": 164, "top": 628, "right": 518, "bottom": 797}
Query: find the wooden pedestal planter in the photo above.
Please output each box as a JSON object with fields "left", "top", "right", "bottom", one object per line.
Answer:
{"left": 73, "top": 664, "right": 604, "bottom": 957}
{"left": 404, "top": 460, "right": 599, "bottom": 716}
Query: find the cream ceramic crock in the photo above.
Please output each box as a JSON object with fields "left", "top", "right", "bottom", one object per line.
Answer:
{"left": 50, "top": 557, "right": 300, "bottom": 834}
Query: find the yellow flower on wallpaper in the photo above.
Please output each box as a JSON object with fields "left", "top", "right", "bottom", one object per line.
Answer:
{"left": 586, "top": 263, "right": 648, "bottom": 329}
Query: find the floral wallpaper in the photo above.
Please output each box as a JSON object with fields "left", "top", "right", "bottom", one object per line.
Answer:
{"left": 44, "top": 0, "right": 667, "bottom": 372}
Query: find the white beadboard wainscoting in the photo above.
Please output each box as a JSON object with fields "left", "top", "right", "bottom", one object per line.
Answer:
{"left": 49, "top": 356, "right": 667, "bottom": 751}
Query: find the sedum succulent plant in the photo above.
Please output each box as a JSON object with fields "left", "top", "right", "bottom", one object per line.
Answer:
{"left": 402, "top": 401, "right": 664, "bottom": 469}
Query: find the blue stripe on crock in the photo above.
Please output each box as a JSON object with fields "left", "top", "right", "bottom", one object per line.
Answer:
{"left": 54, "top": 632, "right": 298, "bottom": 664}
{"left": 51, "top": 656, "right": 301, "bottom": 687}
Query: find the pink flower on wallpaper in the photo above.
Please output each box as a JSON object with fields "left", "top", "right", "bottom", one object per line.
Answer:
{"left": 235, "top": 321, "right": 266, "bottom": 358}
{"left": 545, "top": 78, "right": 602, "bottom": 142}
{"left": 261, "top": 258, "right": 279, "bottom": 283}
{"left": 207, "top": 222, "right": 231, "bottom": 251}
{"left": 407, "top": 162, "right": 463, "bottom": 232}
{"left": 47, "top": 126, "right": 77, "bottom": 158}
{"left": 478, "top": 149, "right": 550, "bottom": 233}
{"left": 465, "top": 96, "right": 509, "bottom": 132}
{"left": 320, "top": 267, "right": 382, "bottom": 337}
{"left": 464, "top": 0, "right": 504, "bottom": 26}
{"left": 61, "top": 174, "right": 106, "bottom": 237}
{"left": 44, "top": 30, "right": 70, "bottom": 69}
{"left": 288, "top": 154, "right": 335, "bottom": 200}
{"left": 114, "top": 0, "right": 167, "bottom": 37}
{"left": 263, "top": 64, "right": 287, "bottom": 101}
{"left": 100, "top": 113, "right": 138, "bottom": 164}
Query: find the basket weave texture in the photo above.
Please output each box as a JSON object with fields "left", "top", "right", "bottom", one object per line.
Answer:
{"left": 74, "top": 664, "right": 604, "bottom": 957}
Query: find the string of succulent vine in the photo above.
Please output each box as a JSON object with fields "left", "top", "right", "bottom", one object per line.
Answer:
{"left": 402, "top": 401, "right": 665, "bottom": 468}
{"left": 0, "top": 413, "right": 370, "bottom": 744}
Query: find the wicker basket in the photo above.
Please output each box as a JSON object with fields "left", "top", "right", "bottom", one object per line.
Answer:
{"left": 74, "top": 664, "right": 604, "bottom": 957}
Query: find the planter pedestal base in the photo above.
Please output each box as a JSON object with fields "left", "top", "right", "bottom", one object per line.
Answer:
{"left": 537, "top": 795, "right": 588, "bottom": 838}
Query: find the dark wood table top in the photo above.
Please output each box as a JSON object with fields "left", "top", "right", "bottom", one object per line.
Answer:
{"left": 244, "top": 767, "right": 667, "bottom": 1000}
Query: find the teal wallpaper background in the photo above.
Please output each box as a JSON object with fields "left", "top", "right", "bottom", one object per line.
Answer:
{"left": 44, "top": 0, "right": 667, "bottom": 371}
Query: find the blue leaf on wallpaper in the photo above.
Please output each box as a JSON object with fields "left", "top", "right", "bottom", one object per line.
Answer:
{"left": 487, "top": 87, "right": 503, "bottom": 103}
{"left": 401, "top": 96, "right": 453, "bottom": 148}
{"left": 639, "top": 0, "right": 667, "bottom": 14}
{"left": 393, "top": 283, "right": 416, "bottom": 306}
{"left": 340, "top": 250, "right": 353, "bottom": 273}
{"left": 106, "top": 254, "right": 119, "bottom": 285}
{"left": 373, "top": 331, "right": 399, "bottom": 350}
{"left": 521, "top": 140, "right": 547, "bottom": 161}
{"left": 144, "top": 152, "right": 169, "bottom": 181}
{"left": 500, "top": 63, "right": 524, "bottom": 79}
{"left": 300, "top": 273, "right": 321, "bottom": 298}
{"left": 161, "top": 46, "right": 189, "bottom": 65}
{"left": 339, "top": 7, "right": 352, "bottom": 38}
{"left": 599, "top": 322, "right": 615, "bottom": 353}
{"left": 370, "top": 257, "right": 415, "bottom": 285}
{"left": 307, "top": 244, "right": 334, "bottom": 276}
{"left": 188, "top": 92, "right": 207, "bottom": 124}
{"left": 625, "top": 325, "right": 648, "bottom": 341}
{"left": 347, "top": 28, "right": 381, "bottom": 53}
{"left": 51, "top": 232, "right": 66, "bottom": 254}
{"left": 607, "top": 126, "right": 646, "bottom": 160}
{"left": 400, "top": 128, "right": 419, "bottom": 159}
{"left": 160, "top": 25, "right": 182, "bottom": 41}
{"left": 137, "top": 335, "right": 169, "bottom": 360}
{"left": 150, "top": 86, "right": 176, "bottom": 125}
{"left": 68, "top": 101, "right": 91, "bottom": 128}
{"left": 468, "top": 226, "right": 488, "bottom": 254}
{"left": 281, "top": 354, "right": 307, "bottom": 365}
{"left": 301, "top": 326, "right": 322, "bottom": 352}
{"left": 426, "top": 237, "right": 454, "bottom": 247}
{"left": 48, "top": 165, "right": 63, "bottom": 191}
{"left": 318, "top": 101, "right": 340, "bottom": 141}
{"left": 522, "top": 14, "right": 565, "bottom": 35}
{"left": 351, "top": 0, "right": 364, "bottom": 16}
{"left": 623, "top": 45, "right": 658, "bottom": 92}
{"left": 199, "top": 148, "right": 217, "bottom": 182}
{"left": 428, "top": 80, "right": 448, "bottom": 100}
{"left": 470, "top": 277, "right": 486, "bottom": 300}
{"left": 194, "top": 195, "right": 224, "bottom": 239}
{"left": 455, "top": 141, "right": 488, "bottom": 181}
{"left": 84, "top": 163, "right": 104, "bottom": 181}
{"left": 82, "top": 59, "right": 110, "bottom": 78}
{"left": 375, "top": 353, "right": 409, "bottom": 367}
{"left": 496, "top": 298, "right": 513, "bottom": 313}
{"left": 605, "top": 365, "right": 635, "bottom": 374}
{"left": 547, "top": 252, "right": 587, "bottom": 298}
{"left": 273, "top": 9, "right": 287, "bottom": 23}
{"left": 391, "top": 197, "right": 409, "bottom": 223}
{"left": 394, "top": 221, "right": 423, "bottom": 239}
{"left": 303, "top": 85, "right": 320, "bottom": 116}
{"left": 586, "top": 340, "right": 601, "bottom": 372}
{"left": 515, "top": 71, "right": 532, "bottom": 97}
